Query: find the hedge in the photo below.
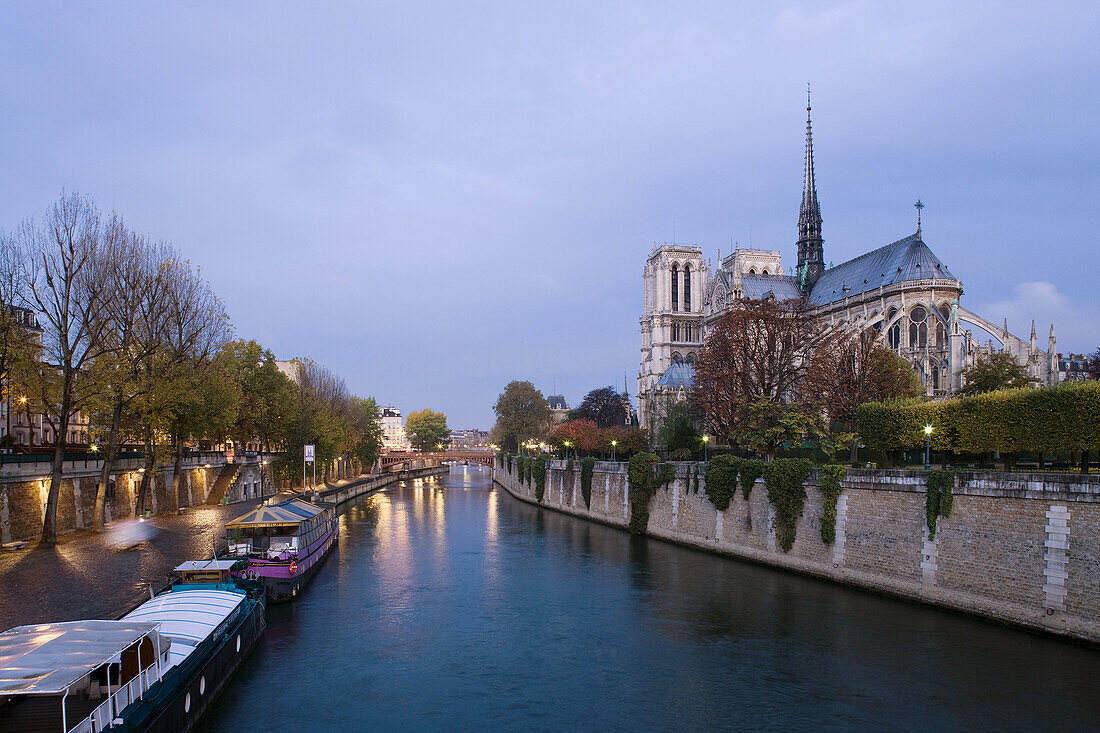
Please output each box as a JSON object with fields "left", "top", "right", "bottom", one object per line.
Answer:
{"left": 855, "top": 380, "right": 1100, "bottom": 455}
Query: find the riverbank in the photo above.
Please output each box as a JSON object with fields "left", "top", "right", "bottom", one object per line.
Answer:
{"left": 494, "top": 460, "right": 1100, "bottom": 645}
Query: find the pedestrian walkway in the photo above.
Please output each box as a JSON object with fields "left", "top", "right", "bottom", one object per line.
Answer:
{"left": 0, "top": 500, "right": 261, "bottom": 630}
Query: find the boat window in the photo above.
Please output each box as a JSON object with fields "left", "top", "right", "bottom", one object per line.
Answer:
{"left": 185, "top": 692, "right": 192, "bottom": 713}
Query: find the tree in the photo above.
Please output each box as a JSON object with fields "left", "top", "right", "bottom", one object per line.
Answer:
{"left": 350, "top": 396, "right": 383, "bottom": 470}
{"left": 574, "top": 386, "right": 627, "bottom": 428}
{"left": 406, "top": 409, "right": 450, "bottom": 451}
{"left": 806, "top": 329, "right": 923, "bottom": 460}
{"left": 602, "top": 424, "right": 649, "bottom": 458}
{"left": 549, "top": 418, "right": 602, "bottom": 454}
{"left": 958, "top": 351, "right": 1033, "bottom": 396}
{"left": 491, "top": 380, "right": 550, "bottom": 451}
{"left": 658, "top": 401, "right": 701, "bottom": 457}
{"left": 21, "top": 193, "right": 115, "bottom": 543}
{"left": 693, "top": 297, "right": 829, "bottom": 449}
{"left": 733, "top": 397, "right": 834, "bottom": 462}
{"left": 1087, "top": 347, "right": 1100, "bottom": 380}
{"left": 0, "top": 229, "right": 36, "bottom": 445}
{"left": 220, "top": 339, "right": 295, "bottom": 453}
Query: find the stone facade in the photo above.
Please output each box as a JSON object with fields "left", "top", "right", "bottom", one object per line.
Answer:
{"left": 495, "top": 461, "right": 1100, "bottom": 644}
{"left": 637, "top": 100, "right": 1059, "bottom": 432}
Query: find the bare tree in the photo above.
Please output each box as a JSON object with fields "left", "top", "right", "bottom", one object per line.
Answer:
{"left": 21, "top": 193, "right": 114, "bottom": 543}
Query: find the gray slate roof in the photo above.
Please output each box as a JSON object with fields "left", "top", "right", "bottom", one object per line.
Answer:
{"left": 741, "top": 275, "right": 802, "bottom": 301}
{"left": 656, "top": 362, "right": 695, "bottom": 390}
{"left": 807, "top": 233, "right": 958, "bottom": 307}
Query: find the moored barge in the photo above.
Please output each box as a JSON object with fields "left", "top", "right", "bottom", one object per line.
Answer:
{"left": 225, "top": 493, "right": 339, "bottom": 602}
{"left": 0, "top": 559, "right": 265, "bottom": 732}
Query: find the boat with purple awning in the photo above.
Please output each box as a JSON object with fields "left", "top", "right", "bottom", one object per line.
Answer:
{"left": 224, "top": 493, "right": 338, "bottom": 602}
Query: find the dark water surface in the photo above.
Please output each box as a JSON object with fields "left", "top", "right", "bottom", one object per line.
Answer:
{"left": 201, "top": 466, "right": 1100, "bottom": 732}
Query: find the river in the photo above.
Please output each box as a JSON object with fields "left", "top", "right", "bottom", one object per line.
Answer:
{"left": 200, "top": 465, "right": 1100, "bottom": 731}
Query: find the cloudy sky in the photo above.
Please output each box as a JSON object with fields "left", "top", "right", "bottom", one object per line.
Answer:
{"left": 2, "top": 2, "right": 1098, "bottom": 427}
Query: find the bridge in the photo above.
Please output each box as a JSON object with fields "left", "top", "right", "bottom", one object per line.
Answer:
{"left": 381, "top": 450, "right": 496, "bottom": 470}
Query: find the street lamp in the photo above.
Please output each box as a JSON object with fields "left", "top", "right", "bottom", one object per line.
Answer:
{"left": 924, "top": 424, "right": 933, "bottom": 470}
{"left": 702, "top": 435, "right": 709, "bottom": 462}
{"left": 611, "top": 439, "right": 617, "bottom": 462}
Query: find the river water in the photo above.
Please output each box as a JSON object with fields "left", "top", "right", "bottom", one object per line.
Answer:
{"left": 201, "top": 466, "right": 1100, "bottom": 731}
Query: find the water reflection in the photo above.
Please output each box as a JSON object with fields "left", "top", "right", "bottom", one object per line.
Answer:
{"left": 202, "top": 466, "right": 1100, "bottom": 732}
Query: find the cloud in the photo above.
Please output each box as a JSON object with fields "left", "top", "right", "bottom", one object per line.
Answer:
{"left": 977, "top": 281, "right": 1096, "bottom": 353}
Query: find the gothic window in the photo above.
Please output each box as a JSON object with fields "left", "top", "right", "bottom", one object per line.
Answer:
{"left": 671, "top": 352, "right": 682, "bottom": 364}
{"left": 761, "top": 269, "right": 769, "bottom": 276}
{"left": 909, "top": 306, "right": 928, "bottom": 348}
{"left": 671, "top": 265, "right": 679, "bottom": 312}
{"left": 683, "top": 264, "right": 692, "bottom": 312}
{"left": 748, "top": 268, "right": 756, "bottom": 275}
{"left": 888, "top": 322, "right": 901, "bottom": 349}
{"left": 686, "top": 353, "right": 696, "bottom": 364}
{"left": 672, "top": 323, "right": 679, "bottom": 341}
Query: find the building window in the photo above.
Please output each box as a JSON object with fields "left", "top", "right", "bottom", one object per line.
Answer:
{"left": 671, "top": 265, "right": 679, "bottom": 312}
{"left": 888, "top": 322, "right": 901, "bottom": 349}
{"left": 672, "top": 323, "right": 679, "bottom": 341}
{"left": 910, "top": 306, "right": 928, "bottom": 348}
{"left": 683, "top": 264, "right": 692, "bottom": 312}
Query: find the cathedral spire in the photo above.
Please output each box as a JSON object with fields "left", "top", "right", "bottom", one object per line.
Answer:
{"left": 797, "top": 84, "right": 825, "bottom": 293}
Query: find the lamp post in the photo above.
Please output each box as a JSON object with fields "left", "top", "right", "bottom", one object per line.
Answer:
{"left": 924, "top": 424, "right": 933, "bottom": 471}
{"left": 702, "top": 435, "right": 709, "bottom": 463}
{"left": 611, "top": 439, "right": 617, "bottom": 462}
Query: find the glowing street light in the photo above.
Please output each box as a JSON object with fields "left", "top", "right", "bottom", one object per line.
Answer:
{"left": 702, "top": 435, "right": 710, "bottom": 462}
{"left": 924, "top": 424, "right": 933, "bottom": 471}
{"left": 611, "top": 439, "right": 618, "bottom": 462}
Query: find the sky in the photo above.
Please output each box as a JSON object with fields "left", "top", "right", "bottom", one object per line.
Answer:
{"left": 2, "top": 2, "right": 1098, "bottom": 428}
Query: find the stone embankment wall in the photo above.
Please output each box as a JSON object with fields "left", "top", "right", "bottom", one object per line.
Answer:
{"left": 1, "top": 454, "right": 265, "bottom": 544}
{"left": 494, "top": 460, "right": 1100, "bottom": 644}
{"left": 317, "top": 463, "right": 447, "bottom": 505}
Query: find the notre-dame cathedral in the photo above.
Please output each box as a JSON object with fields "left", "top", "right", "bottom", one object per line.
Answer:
{"left": 637, "top": 97, "right": 1058, "bottom": 433}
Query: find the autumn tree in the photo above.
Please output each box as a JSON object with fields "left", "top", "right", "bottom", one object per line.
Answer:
{"left": 693, "top": 297, "right": 830, "bottom": 456}
{"left": 491, "top": 380, "right": 550, "bottom": 451}
{"left": 350, "top": 396, "right": 384, "bottom": 470}
{"left": 958, "top": 351, "right": 1034, "bottom": 396}
{"left": 806, "top": 329, "right": 923, "bottom": 460}
{"left": 1085, "top": 347, "right": 1100, "bottom": 380}
{"left": 549, "top": 418, "right": 602, "bottom": 454}
{"left": 406, "top": 408, "right": 451, "bottom": 451}
{"left": 574, "top": 386, "right": 627, "bottom": 428}
{"left": 601, "top": 424, "right": 649, "bottom": 458}
{"left": 0, "top": 228, "right": 35, "bottom": 445}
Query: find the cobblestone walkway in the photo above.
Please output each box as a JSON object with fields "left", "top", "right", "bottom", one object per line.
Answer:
{"left": 0, "top": 501, "right": 261, "bottom": 630}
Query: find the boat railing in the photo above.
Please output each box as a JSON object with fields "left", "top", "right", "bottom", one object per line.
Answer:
{"left": 67, "top": 661, "right": 160, "bottom": 733}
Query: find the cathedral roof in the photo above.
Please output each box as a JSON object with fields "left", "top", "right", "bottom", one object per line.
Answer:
{"left": 656, "top": 362, "right": 695, "bottom": 390}
{"left": 807, "top": 233, "right": 958, "bottom": 307}
{"left": 741, "top": 274, "right": 803, "bottom": 301}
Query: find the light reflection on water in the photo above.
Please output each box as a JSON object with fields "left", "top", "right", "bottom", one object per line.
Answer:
{"left": 201, "top": 466, "right": 1100, "bottom": 732}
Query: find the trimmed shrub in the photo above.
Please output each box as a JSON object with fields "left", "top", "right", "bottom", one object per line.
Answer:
{"left": 704, "top": 455, "right": 741, "bottom": 511}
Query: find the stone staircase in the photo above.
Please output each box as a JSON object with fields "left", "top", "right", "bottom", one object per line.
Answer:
{"left": 204, "top": 464, "right": 240, "bottom": 505}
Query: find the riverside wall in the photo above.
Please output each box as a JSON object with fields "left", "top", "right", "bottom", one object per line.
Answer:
{"left": 316, "top": 463, "right": 448, "bottom": 505}
{"left": 494, "top": 459, "right": 1100, "bottom": 644}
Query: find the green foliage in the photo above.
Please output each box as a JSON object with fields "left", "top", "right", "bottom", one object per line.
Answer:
{"left": 491, "top": 381, "right": 551, "bottom": 452}
{"left": 575, "top": 386, "right": 628, "bottom": 428}
{"left": 818, "top": 464, "right": 847, "bottom": 544}
{"left": 762, "top": 458, "right": 813, "bottom": 552}
{"left": 740, "top": 459, "right": 765, "bottom": 500}
{"left": 733, "top": 398, "right": 834, "bottom": 461}
{"left": 958, "top": 351, "right": 1034, "bottom": 395}
{"left": 856, "top": 381, "right": 1100, "bottom": 458}
{"left": 533, "top": 455, "right": 548, "bottom": 502}
{"left": 506, "top": 453, "right": 513, "bottom": 472}
{"left": 566, "top": 457, "right": 574, "bottom": 473}
{"left": 704, "top": 455, "right": 741, "bottom": 511}
{"left": 580, "top": 456, "right": 596, "bottom": 508}
{"left": 627, "top": 453, "right": 676, "bottom": 534}
{"left": 406, "top": 408, "right": 451, "bottom": 452}
{"left": 659, "top": 401, "right": 701, "bottom": 455}
{"left": 925, "top": 468, "right": 956, "bottom": 539}
{"left": 693, "top": 467, "right": 700, "bottom": 494}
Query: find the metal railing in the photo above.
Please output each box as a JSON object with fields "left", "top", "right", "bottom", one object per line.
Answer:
{"left": 68, "top": 662, "right": 160, "bottom": 733}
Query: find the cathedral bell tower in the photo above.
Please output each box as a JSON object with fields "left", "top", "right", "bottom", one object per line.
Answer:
{"left": 796, "top": 89, "right": 825, "bottom": 294}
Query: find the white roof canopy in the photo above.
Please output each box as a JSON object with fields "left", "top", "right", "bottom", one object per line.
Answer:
{"left": 0, "top": 620, "right": 160, "bottom": 695}
{"left": 174, "top": 559, "right": 239, "bottom": 572}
